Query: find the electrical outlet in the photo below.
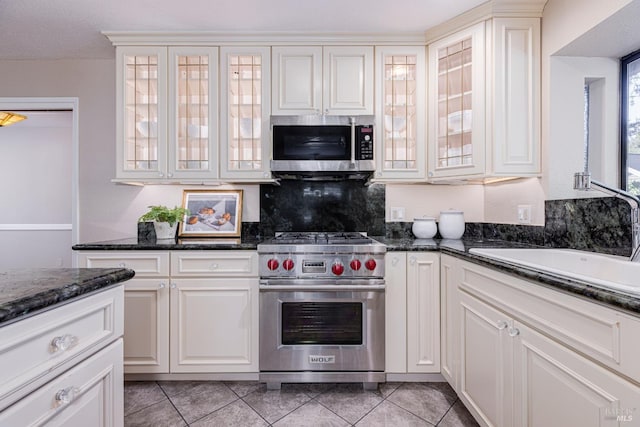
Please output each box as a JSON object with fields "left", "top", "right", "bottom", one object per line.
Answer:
{"left": 517, "top": 205, "right": 532, "bottom": 224}
{"left": 390, "top": 207, "right": 405, "bottom": 221}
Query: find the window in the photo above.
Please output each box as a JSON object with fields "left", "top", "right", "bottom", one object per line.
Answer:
{"left": 621, "top": 49, "right": 640, "bottom": 194}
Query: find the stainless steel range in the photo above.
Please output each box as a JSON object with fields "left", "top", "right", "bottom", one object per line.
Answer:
{"left": 257, "top": 232, "right": 386, "bottom": 390}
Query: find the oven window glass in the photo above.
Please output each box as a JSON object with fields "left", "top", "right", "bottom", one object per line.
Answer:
{"left": 273, "top": 126, "right": 351, "bottom": 160}
{"left": 281, "top": 302, "right": 363, "bottom": 345}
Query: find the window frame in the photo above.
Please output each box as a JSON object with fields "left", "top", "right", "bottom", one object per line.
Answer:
{"left": 620, "top": 48, "right": 640, "bottom": 192}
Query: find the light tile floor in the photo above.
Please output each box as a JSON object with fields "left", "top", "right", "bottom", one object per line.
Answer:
{"left": 124, "top": 381, "right": 480, "bottom": 427}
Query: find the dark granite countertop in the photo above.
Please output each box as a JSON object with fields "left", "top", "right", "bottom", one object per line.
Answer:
{"left": 374, "top": 236, "right": 640, "bottom": 316}
{"left": 0, "top": 268, "right": 135, "bottom": 327}
{"left": 73, "top": 236, "right": 640, "bottom": 316}
{"left": 72, "top": 236, "right": 261, "bottom": 251}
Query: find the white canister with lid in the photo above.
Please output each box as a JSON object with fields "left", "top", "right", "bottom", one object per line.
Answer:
{"left": 412, "top": 216, "right": 437, "bottom": 239}
{"left": 438, "top": 210, "right": 465, "bottom": 239}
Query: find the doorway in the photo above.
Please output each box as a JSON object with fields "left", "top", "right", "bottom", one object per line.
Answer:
{"left": 0, "top": 98, "right": 78, "bottom": 268}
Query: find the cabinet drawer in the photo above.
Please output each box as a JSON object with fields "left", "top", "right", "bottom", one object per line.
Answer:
{"left": 171, "top": 251, "right": 258, "bottom": 277}
{"left": 459, "top": 261, "right": 640, "bottom": 382}
{"left": 0, "top": 287, "right": 124, "bottom": 410}
{"left": 0, "top": 339, "right": 123, "bottom": 427}
{"left": 78, "top": 251, "right": 169, "bottom": 277}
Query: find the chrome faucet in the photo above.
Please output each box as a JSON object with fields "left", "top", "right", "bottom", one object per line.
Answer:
{"left": 574, "top": 171, "right": 640, "bottom": 262}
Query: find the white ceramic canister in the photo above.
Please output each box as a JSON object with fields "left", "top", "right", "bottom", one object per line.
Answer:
{"left": 412, "top": 216, "right": 437, "bottom": 239}
{"left": 438, "top": 210, "right": 465, "bottom": 239}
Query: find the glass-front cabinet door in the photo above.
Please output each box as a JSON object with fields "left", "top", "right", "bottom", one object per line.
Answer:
{"left": 116, "top": 47, "right": 168, "bottom": 180}
{"left": 428, "top": 22, "right": 485, "bottom": 179}
{"left": 168, "top": 47, "right": 219, "bottom": 180}
{"left": 115, "top": 46, "right": 218, "bottom": 182}
{"left": 374, "top": 46, "right": 426, "bottom": 181}
{"left": 220, "top": 47, "right": 271, "bottom": 180}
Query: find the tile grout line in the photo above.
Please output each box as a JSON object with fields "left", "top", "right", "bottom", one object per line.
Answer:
{"left": 156, "top": 380, "right": 191, "bottom": 426}
{"left": 434, "top": 397, "right": 459, "bottom": 426}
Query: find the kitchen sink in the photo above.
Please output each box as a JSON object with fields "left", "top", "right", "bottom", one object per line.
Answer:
{"left": 469, "top": 248, "right": 640, "bottom": 296}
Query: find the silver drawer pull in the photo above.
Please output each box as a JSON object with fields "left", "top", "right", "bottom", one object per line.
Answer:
{"left": 209, "top": 263, "right": 219, "bottom": 270}
{"left": 51, "top": 334, "right": 78, "bottom": 353}
{"left": 118, "top": 262, "right": 126, "bottom": 268}
{"left": 55, "top": 386, "right": 80, "bottom": 405}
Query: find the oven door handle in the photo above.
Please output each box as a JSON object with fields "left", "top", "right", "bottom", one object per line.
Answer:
{"left": 259, "top": 284, "right": 385, "bottom": 292}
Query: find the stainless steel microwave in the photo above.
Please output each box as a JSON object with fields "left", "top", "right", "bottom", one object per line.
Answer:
{"left": 270, "top": 115, "right": 375, "bottom": 179}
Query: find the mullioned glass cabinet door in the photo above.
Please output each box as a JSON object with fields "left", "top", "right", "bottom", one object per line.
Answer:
{"left": 116, "top": 47, "right": 168, "bottom": 180}
{"left": 427, "top": 22, "right": 486, "bottom": 179}
{"left": 168, "top": 47, "right": 219, "bottom": 180}
{"left": 374, "top": 46, "right": 426, "bottom": 181}
{"left": 219, "top": 47, "right": 271, "bottom": 180}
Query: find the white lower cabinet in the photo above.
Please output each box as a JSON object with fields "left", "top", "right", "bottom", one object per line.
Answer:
{"left": 385, "top": 252, "right": 440, "bottom": 375}
{"left": 170, "top": 278, "right": 258, "bottom": 373}
{"left": 0, "top": 339, "right": 124, "bottom": 427}
{"left": 77, "top": 250, "right": 259, "bottom": 375}
{"left": 448, "top": 257, "right": 640, "bottom": 427}
{"left": 122, "top": 279, "right": 169, "bottom": 373}
{"left": 0, "top": 286, "right": 124, "bottom": 426}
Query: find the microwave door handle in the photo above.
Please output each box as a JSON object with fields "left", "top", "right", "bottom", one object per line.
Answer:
{"left": 350, "top": 117, "right": 356, "bottom": 166}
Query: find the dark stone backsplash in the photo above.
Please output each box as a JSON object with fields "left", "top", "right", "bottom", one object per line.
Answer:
{"left": 544, "top": 197, "right": 633, "bottom": 256}
{"left": 138, "top": 180, "right": 633, "bottom": 257}
{"left": 259, "top": 180, "right": 385, "bottom": 236}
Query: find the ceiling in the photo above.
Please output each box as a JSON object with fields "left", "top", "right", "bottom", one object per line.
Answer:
{"left": 0, "top": 0, "right": 487, "bottom": 60}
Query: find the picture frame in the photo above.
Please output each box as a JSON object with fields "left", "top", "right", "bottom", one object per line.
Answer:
{"left": 179, "top": 189, "right": 243, "bottom": 237}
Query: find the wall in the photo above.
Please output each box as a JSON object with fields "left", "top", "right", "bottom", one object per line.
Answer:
{"left": 541, "top": 0, "right": 633, "bottom": 201}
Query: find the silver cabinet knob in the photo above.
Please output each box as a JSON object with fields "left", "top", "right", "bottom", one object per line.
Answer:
{"left": 496, "top": 320, "right": 508, "bottom": 330}
{"left": 170, "top": 283, "right": 177, "bottom": 289}
{"left": 391, "top": 257, "right": 400, "bottom": 267}
{"left": 409, "top": 256, "right": 416, "bottom": 265}
{"left": 158, "top": 283, "right": 166, "bottom": 289}
{"left": 508, "top": 327, "right": 520, "bottom": 337}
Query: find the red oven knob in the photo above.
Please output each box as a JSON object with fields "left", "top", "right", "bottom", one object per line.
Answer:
{"left": 350, "top": 259, "right": 362, "bottom": 271}
{"left": 283, "top": 258, "right": 295, "bottom": 271}
{"left": 267, "top": 259, "right": 279, "bottom": 270}
{"left": 332, "top": 262, "right": 345, "bottom": 276}
{"left": 365, "top": 259, "right": 377, "bottom": 271}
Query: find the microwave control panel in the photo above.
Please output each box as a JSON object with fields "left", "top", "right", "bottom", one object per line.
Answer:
{"left": 356, "top": 125, "right": 374, "bottom": 160}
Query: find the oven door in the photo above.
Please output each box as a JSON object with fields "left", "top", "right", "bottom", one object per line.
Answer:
{"left": 259, "top": 280, "right": 385, "bottom": 372}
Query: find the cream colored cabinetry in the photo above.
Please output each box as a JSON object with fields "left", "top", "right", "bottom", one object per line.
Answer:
{"left": 219, "top": 47, "right": 271, "bottom": 181}
{"left": 0, "top": 287, "right": 124, "bottom": 426}
{"left": 169, "top": 251, "right": 259, "bottom": 373}
{"left": 450, "top": 257, "right": 640, "bottom": 427}
{"left": 272, "top": 46, "right": 374, "bottom": 116}
{"left": 78, "top": 252, "right": 170, "bottom": 374}
{"left": 115, "top": 46, "right": 219, "bottom": 183}
{"left": 440, "top": 254, "right": 460, "bottom": 389}
{"left": 373, "top": 46, "right": 426, "bottom": 181}
{"left": 77, "top": 250, "right": 258, "bottom": 375}
{"left": 427, "top": 16, "right": 541, "bottom": 180}
{"left": 385, "top": 252, "right": 440, "bottom": 376}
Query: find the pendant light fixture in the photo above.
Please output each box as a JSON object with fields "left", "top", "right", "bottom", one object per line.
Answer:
{"left": 0, "top": 112, "right": 27, "bottom": 127}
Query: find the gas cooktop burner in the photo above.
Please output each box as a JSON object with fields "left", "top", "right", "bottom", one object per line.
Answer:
{"left": 272, "top": 232, "right": 374, "bottom": 245}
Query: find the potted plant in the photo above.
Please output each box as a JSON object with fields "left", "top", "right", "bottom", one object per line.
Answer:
{"left": 138, "top": 205, "right": 189, "bottom": 240}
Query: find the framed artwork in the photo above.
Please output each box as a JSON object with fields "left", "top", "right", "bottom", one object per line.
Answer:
{"left": 179, "top": 189, "right": 243, "bottom": 237}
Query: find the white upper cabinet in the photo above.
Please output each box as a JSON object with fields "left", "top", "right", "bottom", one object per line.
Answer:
{"left": 219, "top": 47, "right": 272, "bottom": 181}
{"left": 427, "top": 15, "right": 541, "bottom": 181}
{"left": 115, "top": 46, "right": 219, "bottom": 182}
{"left": 116, "top": 46, "right": 168, "bottom": 180}
{"left": 272, "top": 46, "right": 373, "bottom": 116}
{"left": 374, "top": 46, "right": 426, "bottom": 181}
{"left": 168, "top": 47, "right": 219, "bottom": 180}
{"left": 428, "top": 23, "right": 486, "bottom": 180}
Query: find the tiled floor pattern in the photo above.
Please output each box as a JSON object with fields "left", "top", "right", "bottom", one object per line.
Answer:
{"left": 124, "top": 381, "right": 480, "bottom": 427}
